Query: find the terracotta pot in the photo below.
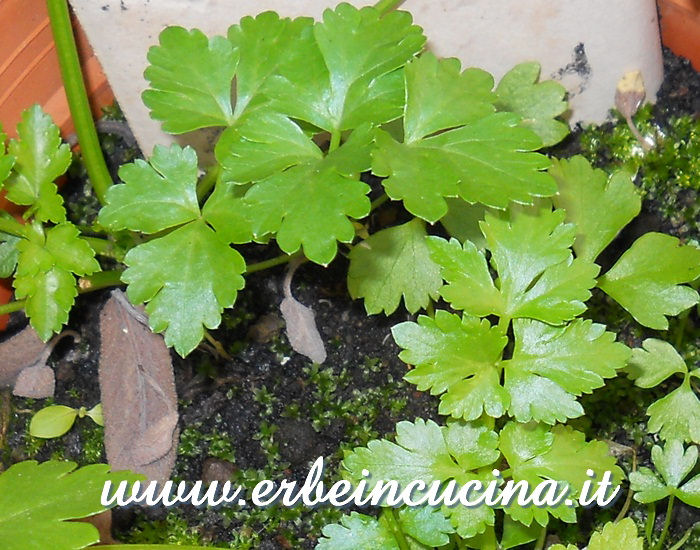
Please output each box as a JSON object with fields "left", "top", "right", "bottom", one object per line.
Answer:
{"left": 0, "top": 0, "right": 114, "bottom": 328}
{"left": 658, "top": 0, "right": 700, "bottom": 71}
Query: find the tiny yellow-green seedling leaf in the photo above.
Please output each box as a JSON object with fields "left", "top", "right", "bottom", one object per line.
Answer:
{"left": 87, "top": 403, "right": 104, "bottom": 427}
{"left": 29, "top": 405, "right": 78, "bottom": 438}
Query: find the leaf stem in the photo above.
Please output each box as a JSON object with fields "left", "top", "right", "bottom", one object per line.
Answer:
{"left": 533, "top": 526, "right": 547, "bottom": 550}
{"left": 374, "top": 0, "right": 404, "bottom": 15}
{"left": 370, "top": 193, "right": 389, "bottom": 211}
{"left": 655, "top": 495, "right": 675, "bottom": 550}
{"left": 246, "top": 251, "right": 302, "bottom": 274}
{"left": 197, "top": 165, "right": 220, "bottom": 202}
{"left": 0, "top": 299, "right": 25, "bottom": 316}
{"left": 668, "top": 524, "right": 698, "bottom": 550}
{"left": 497, "top": 316, "right": 510, "bottom": 334}
{"left": 46, "top": 0, "right": 113, "bottom": 204}
{"left": 384, "top": 508, "right": 411, "bottom": 550}
{"left": 83, "top": 236, "right": 116, "bottom": 258}
{"left": 0, "top": 216, "right": 26, "bottom": 238}
{"left": 77, "top": 269, "right": 123, "bottom": 292}
{"left": 329, "top": 130, "right": 341, "bottom": 153}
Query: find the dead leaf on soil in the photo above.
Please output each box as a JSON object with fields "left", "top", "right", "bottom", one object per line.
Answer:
{"left": 1, "top": 327, "right": 79, "bottom": 398}
{"left": 280, "top": 260, "right": 327, "bottom": 364}
{"left": 99, "top": 290, "right": 179, "bottom": 482}
{"left": 0, "top": 326, "right": 47, "bottom": 387}
{"left": 74, "top": 509, "right": 117, "bottom": 545}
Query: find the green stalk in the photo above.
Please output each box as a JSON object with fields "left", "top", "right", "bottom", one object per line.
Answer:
{"left": 78, "top": 269, "right": 123, "bottom": 292}
{"left": 370, "top": 193, "right": 389, "bottom": 211}
{"left": 329, "top": 129, "right": 341, "bottom": 152}
{"left": 384, "top": 508, "right": 411, "bottom": 550}
{"left": 246, "top": 251, "right": 302, "bottom": 274}
{"left": 83, "top": 236, "right": 115, "bottom": 258}
{"left": 0, "top": 216, "right": 26, "bottom": 238}
{"left": 374, "top": 0, "right": 404, "bottom": 15}
{"left": 669, "top": 524, "right": 698, "bottom": 550}
{"left": 654, "top": 495, "right": 675, "bottom": 550}
{"left": 533, "top": 526, "right": 547, "bottom": 550}
{"left": 46, "top": 0, "right": 112, "bottom": 204}
{"left": 197, "top": 165, "right": 220, "bottom": 202}
{"left": 0, "top": 299, "right": 26, "bottom": 316}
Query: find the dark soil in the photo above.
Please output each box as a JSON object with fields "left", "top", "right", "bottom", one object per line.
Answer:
{"left": 1, "top": 48, "right": 699, "bottom": 549}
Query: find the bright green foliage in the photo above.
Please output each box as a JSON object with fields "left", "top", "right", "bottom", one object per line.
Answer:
{"left": 598, "top": 232, "right": 700, "bottom": 330}
{"left": 0, "top": 126, "right": 14, "bottom": 184}
{"left": 498, "top": 422, "right": 623, "bottom": 527}
{"left": 216, "top": 116, "right": 372, "bottom": 264}
{"left": 30, "top": 405, "right": 79, "bottom": 438}
{"left": 495, "top": 62, "right": 568, "bottom": 147}
{"left": 428, "top": 207, "right": 599, "bottom": 324}
{"left": 316, "top": 512, "right": 400, "bottom": 550}
{"left": 226, "top": 12, "right": 314, "bottom": 118}
{"left": 316, "top": 508, "right": 453, "bottom": 550}
{"left": 143, "top": 27, "right": 238, "bottom": 133}
{"left": 262, "top": 3, "right": 425, "bottom": 132}
{"left": 99, "top": 145, "right": 200, "bottom": 233}
{"left": 503, "top": 319, "right": 630, "bottom": 423}
{"left": 123, "top": 220, "right": 245, "bottom": 357}
{"left": 440, "top": 199, "right": 488, "bottom": 250}
{"left": 4, "top": 105, "right": 70, "bottom": 223}
{"left": 550, "top": 156, "right": 641, "bottom": 262}
{"left": 347, "top": 218, "right": 442, "bottom": 314}
{"left": 627, "top": 339, "right": 700, "bottom": 443}
{"left": 0, "top": 229, "right": 20, "bottom": 278}
{"left": 550, "top": 518, "right": 643, "bottom": 550}
{"left": 373, "top": 53, "right": 554, "bottom": 222}
{"left": 0, "top": 460, "right": 140, "bottom": 550}
{"left": 343, "top": 418, "right": 500, "bottom": 537}
{"left": 393, "top": 311, "right": 508, "bottom": 420}
{"left": 393, "top": 311, "right": 626, "bottom": 425}
{"left": 629, "top": 440, "right": 700, "bottom": 507}
{"left": 14, "top": 223, "right": 99, "bottom": 340}
{"left": 465, "top": 516, "right": 541, "bottom": 550}
{"left": 99, "top": 144, "right": 246, "bottom": 356}
{"left": 30, "top": 404, "right": 103, "bottom": 439}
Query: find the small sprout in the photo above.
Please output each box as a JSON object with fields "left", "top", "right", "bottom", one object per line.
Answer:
{"left": 29, "top": 402, "right": 103, "bottom": 439}
{"left": 615, "top": 70, "right": 654, "bottom": 151}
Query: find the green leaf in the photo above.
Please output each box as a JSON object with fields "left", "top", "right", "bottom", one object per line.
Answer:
{"left": 503, "top": 319, "right": 629, "bottom": 423}
{"left": 216, "top": 115, "right": 373, "bottom": 264}
{"left": 499, "top": 422, "right": 622, "bottom": 527}
{"left": 227, "top": 12, "right": 315, "bottom": 117}
{"left": 347, "top": 218, "right": 442, "bottom": 314}
{"left": 0, "top": 460, "right": 141, "bottom": 550}
{"left": 123, "top": 219, "right": 245, "bottom": 357}
{"left": 143, "top": 27, "right": 238, "bottom": 133}
{"left": 0, "top": 125, "right": 14, "bottom": 185}
{"left": 495, "top": 62, "right": 568, "bottom": 147}
{"left": 343, "top": 418, "right": 499, "bottom": 489}
{"left": 630, "top": 440, "right": 700, "bottom": 507}
{"left": 550, "top": 156, "right": 641, "bottom": 262}
{"left": 598, "top": 232, "right": 700, "bottom": 329}
{"left": 428, "top": 208, "right": 599, "bottom": 324}
{"left": 440, "top": 199, "right": 488, "bottom": 250}
{"left": 263, "top": 3, "right": 425, "bottom": 132}
{"left": 646, "top": 377, "right": 700, "bottom": 443}
{"left": 30, "top": 406, "right": 78, "bottom": 438}
{"left": 14, "top": 224, "right": 99, "bottom": 340}
{"left": 5, "top": 105, "right": 70, "bottom": 223}
{"left": 403, "top": 53, "right": 496, "bottom": 143}
{"left": 627, "top": 338, "right": 687, "bottom": 388}
{"left": 373, "top": 113, "right": 554, "bottom": 223}
{"left": 99, "top": 144, "right": 200, "bottom": 233}
{"left": 393, "top": 311, "right": 508, "bottom": 420}
{"left": 316, "top": 512, "right": 399, "bottom": 550}
{"left": 200, "top": 180, "right": 253, "bottom": 244}
{"left": 500, "top": 516, "right": 541, "bottom": 549}
{"left": 0, "top": 231, "right": 20, "bottom": 278}
{"left": 86, "top": 404, "right": 103, "bottom": 427}
{"left": 398, "top": 506, "right": 454, "bottom": 547}
{"left": 587, "top": 519, "right": 643, "bottom": 550}
{"left": 343, "top": 419, "right": 499, "bottom": 538}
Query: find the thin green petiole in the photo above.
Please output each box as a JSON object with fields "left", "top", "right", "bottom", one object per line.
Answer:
{"left": 654, "top": 495, "right": 675, "bottom": 550}
{"left": 46, "top": 0, "right": 113, "bottom": 205}
{"left": 83, "top": 236, "right": 116, "bottom": 258}
{"left": 246, "top": 251, "right": 303, "bottom": 274}
{"left": 384, "top": 508, "right": 411, "bottom": 550}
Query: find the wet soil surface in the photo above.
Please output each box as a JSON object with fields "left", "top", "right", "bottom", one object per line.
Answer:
{"left": 2, "top": 49, "right": 699, "bottom": 548}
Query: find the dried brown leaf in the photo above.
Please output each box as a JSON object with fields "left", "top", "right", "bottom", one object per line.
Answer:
{"left": 0, "top": 326, "right": 46, "bottom": 386}
{"left": 12, "top": 365, "right": 55, "bottom": 398}
{"left": 280, "top": 262, "right": 326, "bottom": 364}
{"left": 99, "top": 290, "right": 179, "bottom": 482}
